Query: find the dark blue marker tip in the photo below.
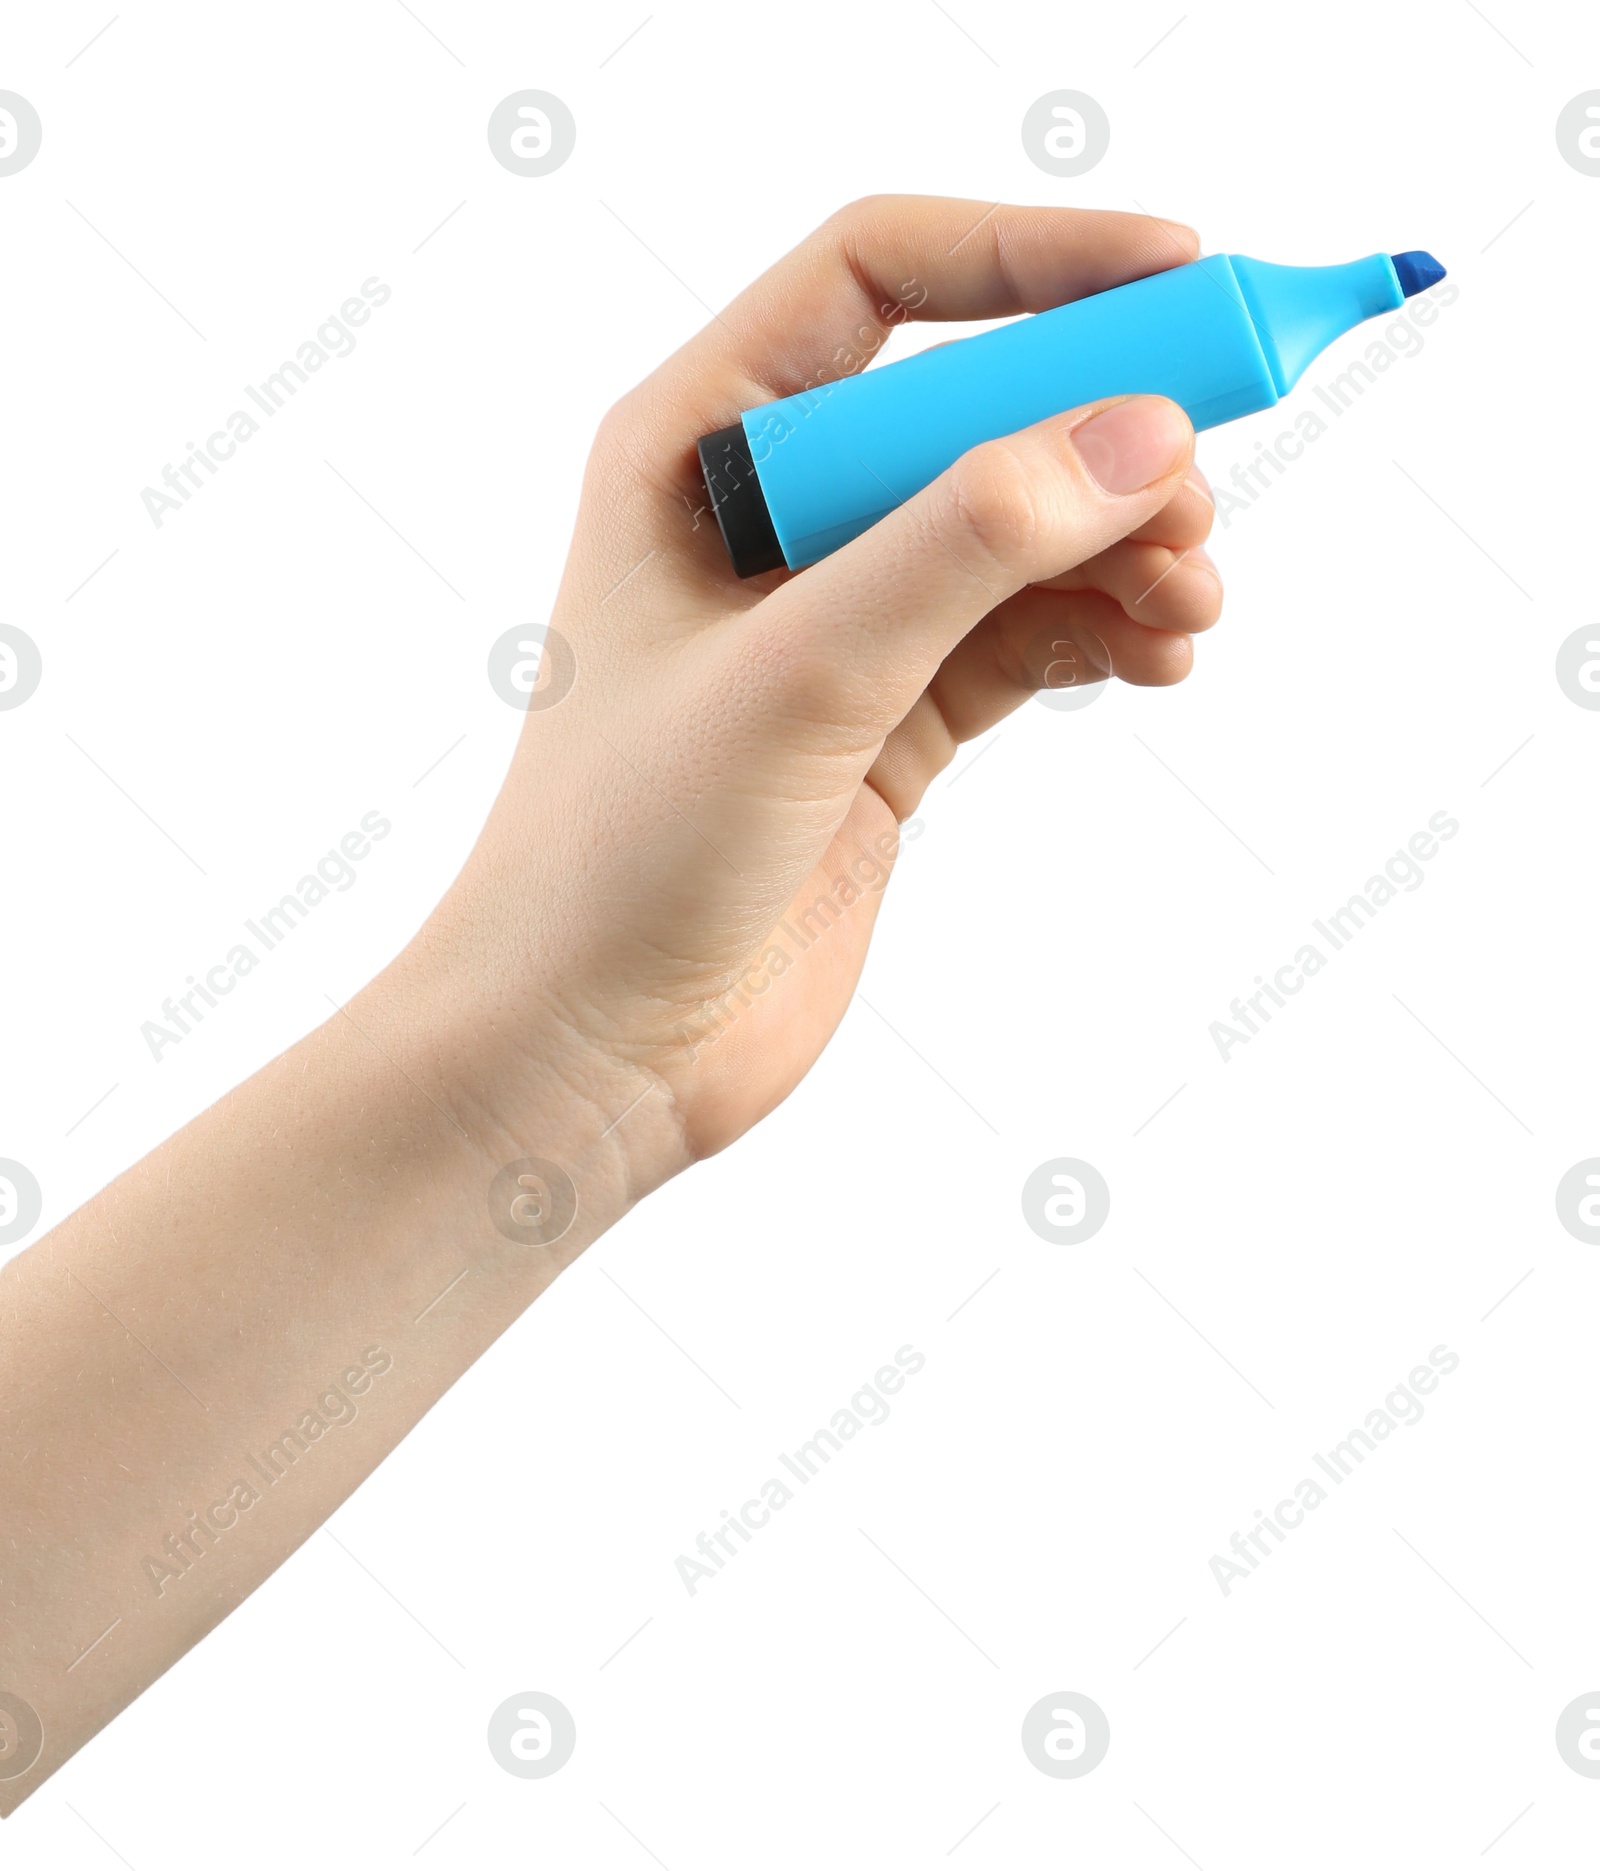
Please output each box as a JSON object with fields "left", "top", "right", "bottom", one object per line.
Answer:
{"left": 1391, "top": 250, "right": 1447, "bottom": 298}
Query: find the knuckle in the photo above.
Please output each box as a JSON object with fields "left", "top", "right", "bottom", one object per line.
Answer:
{"left": 821, "top": 193, "right": 894, "bottom": 238}
{"left": 744, "top": 613, "right": 844, "bottom": 717}
{"left": 591, "top": 391, "right": 638, "bottom": 458}
{"left": 941, "top": 440, "right": 1043, "bottom": 566}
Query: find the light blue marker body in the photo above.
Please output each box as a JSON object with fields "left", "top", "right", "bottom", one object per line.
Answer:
{"left": 724, "top": 250, "right": 1444, "bottom": 572}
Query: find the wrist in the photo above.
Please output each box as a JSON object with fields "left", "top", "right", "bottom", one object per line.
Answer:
{"left": 361, "top": 900, "right": 691, "bottom": 1263}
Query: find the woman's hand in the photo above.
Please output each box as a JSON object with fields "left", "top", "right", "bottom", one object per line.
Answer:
{"left": 427, "top": 195, "right": 1223, "bottom": 1189}
{"left": 0, "top": 196, "right": 1223, "bottom": 1811}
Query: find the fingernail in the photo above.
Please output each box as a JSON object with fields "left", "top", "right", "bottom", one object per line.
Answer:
{"left": 1072, "top": 398, "right": 1192, "bottom": 496}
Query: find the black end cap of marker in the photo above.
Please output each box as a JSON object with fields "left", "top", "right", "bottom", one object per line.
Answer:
{"left": 697, "top": 423, "right": 786, "bottom": 578}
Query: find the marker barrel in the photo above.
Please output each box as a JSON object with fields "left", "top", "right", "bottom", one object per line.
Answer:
{"left": 698, "top": 251, "right": 1409, "bottom": 576}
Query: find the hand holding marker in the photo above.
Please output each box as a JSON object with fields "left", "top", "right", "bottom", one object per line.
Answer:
{"left": 0, "top": 195, "right": 1442, "bottom": 1812}
{"left": 699, "top": 248, "right": 1447, "bottom": 575}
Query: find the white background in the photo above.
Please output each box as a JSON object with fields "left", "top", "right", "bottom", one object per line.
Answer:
{"left": 2, "top": 0, "right": 1596, "bottom": 1862}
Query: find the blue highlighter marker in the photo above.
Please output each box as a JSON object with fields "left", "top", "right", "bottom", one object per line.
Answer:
{"left": 698, "top": 248, "right": 1447, "bottom": 576}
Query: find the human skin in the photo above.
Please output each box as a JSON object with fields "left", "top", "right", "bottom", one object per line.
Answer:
{"left": 0, "top": 196, "right": 1220, "bottom": 1810}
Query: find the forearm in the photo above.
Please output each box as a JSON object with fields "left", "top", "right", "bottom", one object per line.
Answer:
{"left": 0, "top": 923, "right": 660, "bottom": 1811}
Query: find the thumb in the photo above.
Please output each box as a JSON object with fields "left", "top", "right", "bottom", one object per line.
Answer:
{"left": 751, "top": 394, "right": 1194, "bottom": 736}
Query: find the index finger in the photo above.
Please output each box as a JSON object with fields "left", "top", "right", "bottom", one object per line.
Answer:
{"left": 644, "top": 195, "right": 1199, "bottom": 436}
